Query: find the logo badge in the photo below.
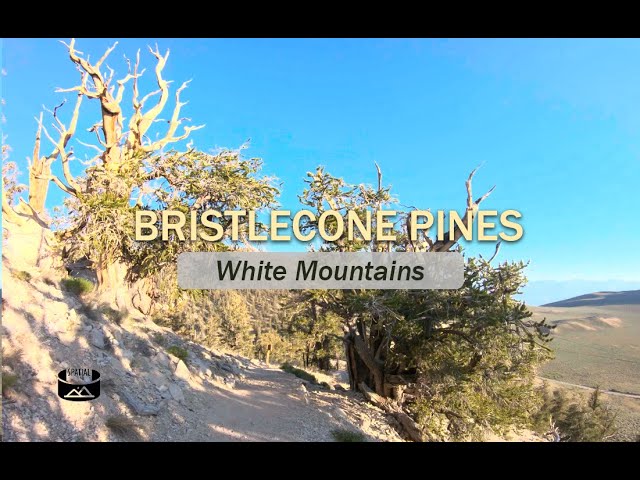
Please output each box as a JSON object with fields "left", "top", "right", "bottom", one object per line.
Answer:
{"left": 57, "top": 368, "right": 101, "bottom": 401}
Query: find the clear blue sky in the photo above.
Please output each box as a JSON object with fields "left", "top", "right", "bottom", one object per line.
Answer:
{"left": 2, "top": 38, "right": 640, "bottom": 285}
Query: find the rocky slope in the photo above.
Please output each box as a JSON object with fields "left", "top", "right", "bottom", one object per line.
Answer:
{"left": 1, "top": 258, "right": 404, "bottom": 442}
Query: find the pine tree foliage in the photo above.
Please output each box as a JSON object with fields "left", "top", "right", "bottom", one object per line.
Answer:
{"left": 533, "top": 386, "right": 617, "bottom": 442}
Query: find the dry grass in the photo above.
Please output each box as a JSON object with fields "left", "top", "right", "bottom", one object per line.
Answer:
{"left": 166, "top": 345, "right": 189, "bottom": 362}
{"left": 331, "top": 428, "right": 367, "bottom": 442}
{"left": 2, "top": 346, "right": 24, "bottom": 371}
{"left": 531, "top": 304, "right": 640, "bottom": 394}
{"left": 281, "top": 363, "right": 317, "bottom": 383}
{"left": 529, "top": 303, "right": 640, "bottom": 441}
{"left": 152, "top": 332, "right": 167, "bottom": 347}
{"left": 61, "top": 277, "right": 95, "bottom": 296}
{"left": 604, "top": 396, "right": 640, "bottom": 442}
{"left": 12, "top": 270, "right": 32, "bottom": 282}
{"left": 105, "top": 415, "right": 143, "bottom": 441}
{"left": 99, "top": 304, "right": 127, "bottom": 325}
{"left": 2, "top": 372, "right": 18, "bottom": 391}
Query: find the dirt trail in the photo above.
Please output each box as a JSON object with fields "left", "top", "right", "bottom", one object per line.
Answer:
{"left": 1, "top": 260, "right": 403, "bottom": 442}
{"left": 539, "top": 377, "right": 640, "bottom": 400}
{"left": 159, "top": 365, "right": 401, "bottom": 442}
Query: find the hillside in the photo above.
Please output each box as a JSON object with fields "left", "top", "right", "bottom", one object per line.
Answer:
{"left": 530, "top": 290, "right": 640, "bottom": 441}
{"left": 1, "top": 258, "right": 404, "bottom": 442}
{"left": 531, "top": 299, "right": 640, "bottom": 394}
{"left": 1, "top": 254, "right": 553, "bottom": 442}
{"left": 521, "top": 280, "right": 640, "bottom": 306}
{"left": 543, "top": 290, "right": 640, "bottom": 308}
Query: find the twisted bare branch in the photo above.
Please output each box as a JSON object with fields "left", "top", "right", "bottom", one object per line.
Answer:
{"left": 59, "top": 39, "right": 118, "bottom": 99}
{"left": 432, "top": 165, "right": 496, "bottom": 252}
{"left": 26, "top": 92, "right": 81, "bottom": 210}
{"left": 60, "top": 39, "right": 123, "bottom": 167}
{"left": 140, "top": 80, "right": 205, "bottom": 152}
{"left": 32, "top": 172, "right": 76, "bottom": 196}
{"left": 127, "top": 45, "right": 171, "bottom": 146}
{"left": 2, "top": 175, "right": 26, "bottom": 226}
{"left": 38, "top": 93, "right": 83, "bottom": 193}
{"left": 488, "top": 240, "right": 502, "bottom": 263}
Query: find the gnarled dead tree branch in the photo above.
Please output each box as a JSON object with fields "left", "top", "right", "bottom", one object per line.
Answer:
{"left": 56, "top": 39, "right": 203, "bottom": 172}
{"left": 2, "top": 174, "right": 26, "bottom": 226}
{"left": 27, "top": 90, "right": 83, "bottom": 213}
{"left": 431, "top": 165, "right": 496, "bottom": 252}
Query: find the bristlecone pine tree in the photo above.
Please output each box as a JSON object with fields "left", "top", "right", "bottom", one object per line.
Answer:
{"left": 2, "top": 39, "right": 278, "bottom": 312}
{"left": 296, "top": 165, "right": 553, "bottom": 440}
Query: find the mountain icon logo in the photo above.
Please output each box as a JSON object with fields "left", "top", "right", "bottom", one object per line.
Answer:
{"left": 58, "top": 368, "right": 101, "bottom": 402}
{"left": 64, "top": 386, "right": 95, "bottom": 399}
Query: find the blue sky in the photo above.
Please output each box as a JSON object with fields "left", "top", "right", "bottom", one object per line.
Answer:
{"left": 2, "top": 38, "right": 640, "bottom": 295}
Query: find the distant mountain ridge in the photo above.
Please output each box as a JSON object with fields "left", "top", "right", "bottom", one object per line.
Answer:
{"left": 521, "top": 280, "right": 640, "bottom": 306}
{"left": 543, "top": 289, "right": 640, "bottom": 308}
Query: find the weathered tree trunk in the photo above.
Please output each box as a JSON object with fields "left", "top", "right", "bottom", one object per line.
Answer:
{"left": 313, "top": 338, "right": 332, "bottom": 370}
{"left": 309, "top": 301, "right": 331, "bottom": 370}
{"left": 2, "top": 202, "right": 58, "bottom": 271}
{"left": 95, "top": 258, "right": 127, "bottom": 292}
{"left": 28, "top": 162, "right": 51, "bottom": 215}
{"left": 345, "top": 328, "right": 386, "bottom": 396}
{"left": 358, "top": 381, "right": 425, "bottom": 442}
{"left": 318, "top": 336, "right": 332, "bottom": 371}
{"left": 94, "top": 258, "right": 132, "bottom": 311}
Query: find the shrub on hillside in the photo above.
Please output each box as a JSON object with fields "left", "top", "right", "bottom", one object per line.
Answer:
{"left": 151, "top": 332, "right": 167, "bottom": 347}
{"left": 105, "top": 415, "right": 142, "bottom": 441}
{"left": 61, "top": 277, "right": 94, "bottom": 296}
{"left": 2, "top": 372, "right": 18, "bottom": 391}
{"left": 13, "top": 270, "right": 32, "bottom": 282}
{"left": 331, "top": 428, "right": 367, "bottom": 442}
{"left": 100, "top": 304, "right": 126, "bottom": 325}
{"left": 166, "top": 345, "right": 189, "bottom": 362}
{"left": 281, "top": 363, "right": 318, "bottom": 384}
{"left": 533, "top": 386, "right": 617, "bottom": 442}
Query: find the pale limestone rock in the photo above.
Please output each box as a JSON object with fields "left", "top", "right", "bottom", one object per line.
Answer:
{"left": 174, "top": 359, "right": 191, "bottom": 382}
